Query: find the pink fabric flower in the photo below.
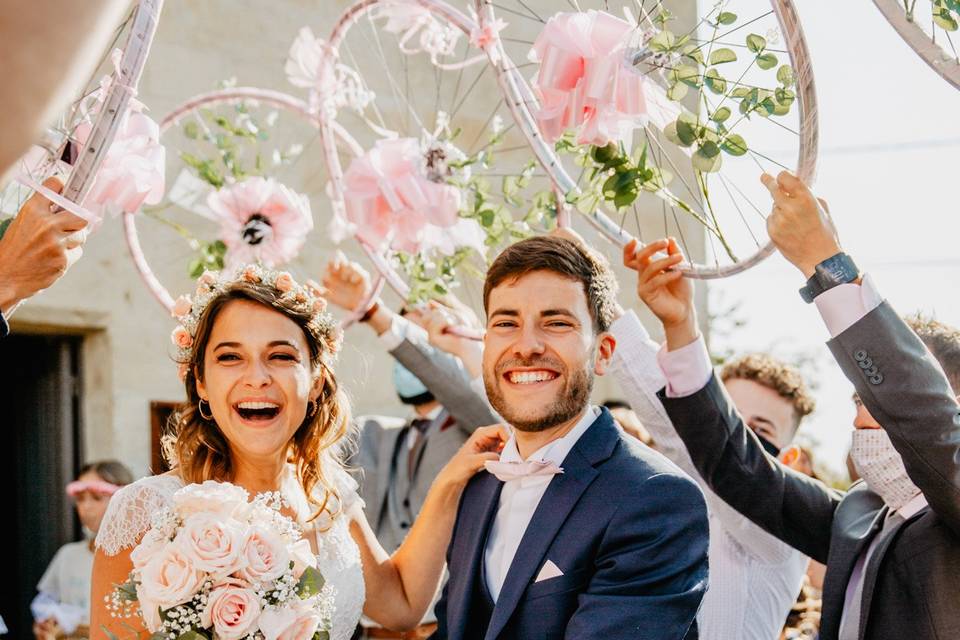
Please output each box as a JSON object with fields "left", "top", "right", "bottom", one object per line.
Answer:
{"left": 171, "top": 326, "right": 193, "bottom": 349}
{"left": 530, "top": 10, "right": 678, "bottom": 147}
{"left": 274, "top": 271, "right": 295, "bottom": 292}
{"left": 200, "top": 585, "right": 261, "bottom": 640}
{"left": 242, "top": 265, "right": 262, "bottom": 283}
{"left": 206, "top": 177, "right": 314, "bottom": 268}
{"left": 172, "top": 294, "right": 192, "bottom": 319}
{"left": 342, "top": 138, "right": 462, "bottom": 253}
{"left": 470, "top": 17, "right": 507, "bottom": 51}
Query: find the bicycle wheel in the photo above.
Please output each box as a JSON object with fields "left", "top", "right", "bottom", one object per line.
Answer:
{"left": 1, "top": 0, "right": 164, "bottom": 226}
{"left": 873, "top": 0, "right": 960, "bottom": 89}
{"left": 318, "top": 0, "right": 559, "bottom": 307}
{"left": 476, "top": 0, "right": 819, "bottom": 278}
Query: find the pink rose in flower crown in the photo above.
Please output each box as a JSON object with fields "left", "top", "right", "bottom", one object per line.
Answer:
{"left": 237, "top": 525, "right": 290, "bottom": 584}
{"left": 274, "top": 271, "right": 295, "bottom": 293}
{"left": 259, "top": 602, "right": 323, "bottom": 640}
{"left": 171, "top": 294, "right": 192, "bottom": 319}
{"left": 139, "top": 544, "right": 205, "bottom": 610}
{"left": 206, "top": 176, "right": 314, "bottom": 269}
{"left": 242, "top": 265, "right": 262, "bottom": 283}
{"left": 177, "top": 513, "right": 246, "bottom": 576}
{"left": 197, "top": 270, "right": 219, "bottom": 289}
{"left": 173, "top": 481, "right": 250, "bottom": 519}
{"left": 200, "top": 585, "right": 261, "bottom": 640}
{"left": 171, "top": 326, "right": 193, "bottom": 349}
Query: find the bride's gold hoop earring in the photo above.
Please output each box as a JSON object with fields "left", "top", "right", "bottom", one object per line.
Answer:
{"left": 306, "top": 400, "right": 319, "bottom": 420}
{"left": 198, "top": 399, "right": 214, "bottom": 421}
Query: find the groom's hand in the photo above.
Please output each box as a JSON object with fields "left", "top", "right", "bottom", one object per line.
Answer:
{"left": 762, "top": 171, "right": 842, "bottom": 279}
{"left": 623, "top": 237, "right": 698, "bottom": 350}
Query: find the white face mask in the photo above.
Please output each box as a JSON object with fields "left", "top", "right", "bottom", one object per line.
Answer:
{"left": 850, "top": 429, "right": 922, "bottom": 511}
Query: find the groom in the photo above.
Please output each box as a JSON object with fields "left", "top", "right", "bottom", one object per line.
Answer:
{"left": 432, "top": 237, "right": 709, "bottom": 640}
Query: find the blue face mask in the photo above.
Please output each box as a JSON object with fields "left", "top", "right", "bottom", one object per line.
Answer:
{"left": 393, "top": 361, "right": 431, "bottom": 404}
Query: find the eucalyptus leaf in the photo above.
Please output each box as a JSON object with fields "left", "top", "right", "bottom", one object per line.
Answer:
{"left": 0, "top": 217, "right": 12, "bottom": 241}
{"left": 693, "top": 147, "right": 723, "bottom": 173}
{"left": 745, "top": 33, "right": 766, "bottom": 53}
{"left": 648, "top": 30, "right": 676, "bottom": 52}
{"left": 934, "top": 8, "right": 959, "bottom": 30}
{"left": 756, "top": 53, "right": 778, "bottom": 70}
{"left": 297, "top": 566, "right": 326, "bottom": 598}
{"left": 716, "top": 11, "right": 737, "bottom": 25}
{"left": 730, "top": 87, "right": 751, "bottom": 100}
{"left": 721, "top": 134, "right": 748, "bottom": 156}
{"left": 666, "top": 81, "right": 689, "bottom": 101}
{"left": 183, "top": 122, "right": 200, "bottom": 140}
{"left": 776, "top": 64, "right": 795, "bottom": 87}
{"left": 674, "top": 64, "right": 701, "bottom": 88}
{"left": 675, "top": 118, "right": 698, "bottom": 147}
{"left": 699, "top": 140, "right": 721, "bottom": 158}
{"left": 313, "top": 632, "right": 331, "bottom": 640}
{"left": 704, "top": 68, "right": 727, "bottom": 94}
{"left": 709, "top": 48, "right": 737, "bottom": 65}
{"left": 613, "top": 189, "right": 639, "bottom": 209}
{"left": 710, "top": 106, "right": 732, "bottom": 123}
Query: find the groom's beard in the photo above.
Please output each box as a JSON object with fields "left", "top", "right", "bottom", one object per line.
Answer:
{"left": 485, "top": 357, "right": 594, "bottom": 433}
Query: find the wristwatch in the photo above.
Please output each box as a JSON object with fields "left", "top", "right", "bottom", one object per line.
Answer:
{"left": 799, "top": 252, "right": 859, "bottom": 303}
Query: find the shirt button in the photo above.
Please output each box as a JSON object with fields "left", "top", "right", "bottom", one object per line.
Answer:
{"left": 400, "top": 522, "right": 409, "bottom": 529}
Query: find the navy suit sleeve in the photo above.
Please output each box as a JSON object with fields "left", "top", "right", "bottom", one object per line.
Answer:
{"left": 563, "top": 472, "right": 709, "bottom": 640}
{"left": 0, "top": 311, "right": 8, "bottom": 338}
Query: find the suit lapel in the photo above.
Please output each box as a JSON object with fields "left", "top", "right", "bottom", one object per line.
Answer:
{"left": 484, "top": 412, "right": 618, "bottom": 640}
{"left": 372, "top": 428, "right": 403, "bottom": 529}
{"left": 447, "top": 472, "right": 503, "bottom": 640}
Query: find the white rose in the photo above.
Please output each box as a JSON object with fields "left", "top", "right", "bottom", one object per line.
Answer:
{"left": 172, "top": 480, "right": 249, "bottom": 519}
{"left": 139, "top": 544, "right": 205, "bottom": 609}
{"left": 289, "top": 538, "right": 317, "bottom": 579}
{"left": 201, "top": 585, "right": 261, "bottom": 640}
{"left": 259, "top": 603, "right": 322, "bottom": 640}
{"left": 177, "top": 513, "right": 245, "bottom": 577}
{"left": 238, "top": 526, "right": 290, "bottom": 584}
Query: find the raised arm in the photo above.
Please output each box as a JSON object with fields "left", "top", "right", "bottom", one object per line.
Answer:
{"left": 626, "top": 236, "right": 842, "bottom": 562}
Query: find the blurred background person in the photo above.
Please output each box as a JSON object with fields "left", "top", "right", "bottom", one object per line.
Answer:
{"left": 31, "top": 460, "right": 133, "bottom": 640}
{"left": 602, "top": 399, "right": 655, "bottom": 449}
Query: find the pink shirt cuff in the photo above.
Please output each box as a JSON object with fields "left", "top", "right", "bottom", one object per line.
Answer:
{"left": 813, "top": 273, "right": 883, "bottom": 338}
{"left": 657, "top": 335, "right": 713, "bottom": 398}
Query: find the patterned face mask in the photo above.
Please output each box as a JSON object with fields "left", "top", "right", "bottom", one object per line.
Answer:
{"left": 850, "top": 429, "right": 922, "bottom": 511}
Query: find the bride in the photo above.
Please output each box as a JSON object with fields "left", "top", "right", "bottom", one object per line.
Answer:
{"left": 91, "top": 266, "right": 506, "bottom": 639}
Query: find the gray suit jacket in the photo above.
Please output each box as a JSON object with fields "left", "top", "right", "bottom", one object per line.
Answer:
{"left": 352, "top": 331, "right": 498, "bottom": 549}
{"left": 660, "top": 302, "right": 960, "bottom": 640}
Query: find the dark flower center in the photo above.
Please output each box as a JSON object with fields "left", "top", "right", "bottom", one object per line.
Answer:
{"left": 242, "top": 213, "right": 273, "bottom": 246}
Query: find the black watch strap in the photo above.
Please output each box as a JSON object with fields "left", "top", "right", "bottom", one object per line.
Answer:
{"left": 799, "top": 252, "right": 859, "bottom": 303}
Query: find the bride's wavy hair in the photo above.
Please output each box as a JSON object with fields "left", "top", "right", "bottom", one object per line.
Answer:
{"left": 162, "top": 279, "right": 350, "bottom": 524}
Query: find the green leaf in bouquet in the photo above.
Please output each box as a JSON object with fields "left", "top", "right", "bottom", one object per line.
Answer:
{"left": 745, "top": 33, "right": 767, "bottom": 54}
{"left": 776, "top": 64, "right": 795, "bottom": 87}
{"left": 756, "top": 53, "right": 778, "bottom": 70}
{"left": 704, "top": 68, "right": 727, "bottom": 94}
{"left": 175, "top": 631, "right": 209, "bottom": 640}
{"left": 297, "top": 566, "right": 327, "bottom": 598}
{"left": 716, "top": 11, "right": 737, "bottom": 25}
{"left": 721, "top": 134, "right": 748, "bottom": 157}
{"left": 709, "top": 48, "right": 737, "bottom": 65}
{"left": 0, "top": 217, "right": 13, "bottom": 241}
{"left": 313, "top": 631, "right": 331, "bottom": 640}
{"left": 116, "top": 579, "right": 139, "bottom": 602}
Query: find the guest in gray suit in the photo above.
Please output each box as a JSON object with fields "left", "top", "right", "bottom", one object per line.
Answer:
{"left": 628, "top": 170, "right": 960, "bottom": 640}
{"left": 322, "top": 256, "right": 498, "bottom": 639}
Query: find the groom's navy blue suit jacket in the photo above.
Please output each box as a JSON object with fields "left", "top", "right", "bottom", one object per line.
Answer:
{"left": 432, "top": 409, "right": 710, "bottom": 640}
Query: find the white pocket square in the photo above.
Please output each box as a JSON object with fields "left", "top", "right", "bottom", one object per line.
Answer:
{"left": 534, "top": 559, "right": 564, "bottom": 583}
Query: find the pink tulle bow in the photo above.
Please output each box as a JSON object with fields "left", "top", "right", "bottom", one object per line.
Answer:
{"left": 342, "top": 138, "right": 462, "bottom": 254}
{"left": 485, "top": 459, "right": 564, "bottom": 482}
{"left": 531, "top": 10, "right": 672, "bottom": 147}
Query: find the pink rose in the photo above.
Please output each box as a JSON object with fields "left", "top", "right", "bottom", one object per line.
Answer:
{"left": 288, "top": 538, "right": 317, "bottom": 579}
{"left": 130, "top": 530, "right": 167, "bottom": 569}
{"left": 198, "top": 270, "right": 219, "bottom": 287}
{"left": 177, "top": 513, "right": 245, "bottom": 577}
{"left": 201, "top": 585, "right": 261, "bottom": 640}
{"left": 304, "top": 279, "right": 324, "bottom": 298}
{"left": 135, "top": 583, "right": 163, "bottom": 632}
{"left": 275, "top": 271, "right": 295, "bottom": 292}
{"left": 171, "top": 326, "right": 193, "bottom": 349}
{"left": 311, "top": 298, "right": 327, "bottom": 314}
{"left": 172, "top": 294, "right": 192, "bottom": 319}
{"left": 172, "top": 481, "right": 249, "bottom": 519}
{"left": 139, "top": 544, "right": 205, "bottom": 610}
{"left": 259, "top": 604, "right": 322, "bottom": 640}
{"left": 294, "top": 290, "right": 308, "bottom": 304}
{"left": 238, "top": 526, "right": 290, "bottom": 584}
{"left": 242, "top": 266, "right": 261, "bottom": 283}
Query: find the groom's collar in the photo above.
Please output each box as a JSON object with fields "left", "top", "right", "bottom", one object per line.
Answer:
{"left": 502, "top": 405, "right": 600, "bottom": 466}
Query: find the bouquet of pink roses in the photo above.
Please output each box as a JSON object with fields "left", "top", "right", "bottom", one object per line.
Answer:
{"left": 108, "top": 481, "right": 334, "bottom": 640}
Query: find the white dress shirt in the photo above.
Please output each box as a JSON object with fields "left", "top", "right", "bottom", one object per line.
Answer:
{"left": 609, "top": 310, "right": 808, "bottom": 640}
{"left": 483, "top": 406, "right": 600, "bottom": 602}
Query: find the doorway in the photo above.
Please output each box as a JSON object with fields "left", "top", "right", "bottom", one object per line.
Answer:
{"left": 0, "top": 334, "right": 84, "bottom": 637}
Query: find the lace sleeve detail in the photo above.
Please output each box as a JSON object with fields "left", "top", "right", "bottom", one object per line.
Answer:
{"left": 330, "top": 464, "right": 363, "bottom": 513}
{"left": 95, "top": 475, "right": 181, "bottom": 556}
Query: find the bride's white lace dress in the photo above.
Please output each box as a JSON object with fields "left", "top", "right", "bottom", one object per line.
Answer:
{"left": 96, "top": 466, "right": 365, "bottom": 640}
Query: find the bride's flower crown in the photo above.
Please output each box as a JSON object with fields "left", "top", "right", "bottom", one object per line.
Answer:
{"left": 170, "top": 264, "right": 338, "bottom": 379}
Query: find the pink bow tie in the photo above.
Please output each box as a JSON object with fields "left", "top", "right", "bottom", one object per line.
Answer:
{"left": 484, "top": 459, "right": 564, "bottom": 482}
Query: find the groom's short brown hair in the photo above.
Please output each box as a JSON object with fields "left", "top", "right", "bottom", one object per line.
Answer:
{"left": 483, "top": 236, "right": 619, "bottom": 333}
